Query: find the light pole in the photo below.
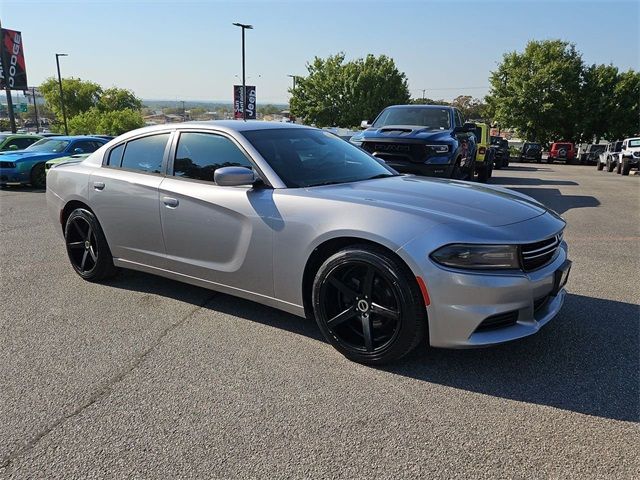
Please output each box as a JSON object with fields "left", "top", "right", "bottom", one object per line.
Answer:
{"left": 31, "top": 87, "right": 40, "bottom": 133}
{"left": 421, "top": 89, "right": 426, "bottom": 101}
{"left": 55, "top": 53, "right": 69, "bottom": 135}
{"left": 287, "top": 74, "right": 297, "bottom": 91}
{"left": 232, "top": 22, "right": 253, "bottom": 121}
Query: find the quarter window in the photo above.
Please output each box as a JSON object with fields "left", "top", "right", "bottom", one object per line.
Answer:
{"left": 173, "top": 132, "right": 252, "bottom": 182}
{"left": 108, "top": 143, "right": 125, "bottom": 166}
{"left": 119, "top": 133, "right": 170, "bottom": 173}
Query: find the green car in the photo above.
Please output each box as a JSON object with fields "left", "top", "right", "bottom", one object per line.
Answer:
{"left": 45, "top": 153, "right": 90, "bottom": 173}
{"left": 0, "top": 133, "right": 42, "bottom": 152}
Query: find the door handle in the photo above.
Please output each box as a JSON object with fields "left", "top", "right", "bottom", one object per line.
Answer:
{"left": 162, "top": 196, "right": 179, "bottom": 208}
{"left": 93, "top": 181, "right": 105, "bottom": 190}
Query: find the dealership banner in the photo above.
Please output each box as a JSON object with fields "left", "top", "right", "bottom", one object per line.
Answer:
{"left": 0, "top": 28, "right": 28, "bottom": 90}
{"left": 233, "top": 85, "right": 256, "bottom": 119}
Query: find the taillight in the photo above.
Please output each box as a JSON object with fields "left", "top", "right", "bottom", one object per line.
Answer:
{"left": 479, "top": 147, "right": 486, "bottom": 154}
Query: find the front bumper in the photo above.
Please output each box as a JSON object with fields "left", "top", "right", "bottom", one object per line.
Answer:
{"left": 0, "top": 167, "right": 29, "bottom": 186}
{"left": 400, "top": 230, "right": 569, "bottom": 348}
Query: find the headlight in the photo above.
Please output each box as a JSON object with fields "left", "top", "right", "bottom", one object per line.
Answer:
{"left": 430, "top": 244, "right": 520, "bottom": 270}
{"left": 349, "top": 136, "right": 363, "bottom": 146}
{"left": 427, "top": 144, "right": 449, "bottom": 154}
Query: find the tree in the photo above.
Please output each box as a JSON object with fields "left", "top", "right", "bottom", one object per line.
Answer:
{"left": 450, "top": 95, "right": 489, "bottom": 122}
{"left": 485, "top": 40, "right": 584, "bottom": 146}
{"left": 290, "top": 53, "right": 410, "bottom": 127}
{"left": 68, "top": 108, "right": 144, "bottom": 135}
{"left": 98, "top": 87, "right": 142, "bottom": 112}
{"left": 39, "top": 77, "right": 102, "bottom": 120}
{"left": 609, "top": 69, "right": 640, "bottom": 140}
{"left": 578, "top": 64, "right": 620, "bottom": 143}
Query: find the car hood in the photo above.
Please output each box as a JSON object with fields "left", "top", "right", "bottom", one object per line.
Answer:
{"left": 358, "top": 126, "right": 453, "bottom": 142}
{"left": 304, "top": 175, "right": 549, "bottom": 227}
{"left": 0, "top": 151, "right": 61, "bottom": 162}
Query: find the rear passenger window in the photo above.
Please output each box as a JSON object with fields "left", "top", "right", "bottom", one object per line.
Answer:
{"left": 108, "top": 143, "right": 124, "bottom": 166}
{"left": 120, "top": 133, "right": 169, "bottom": 173}
{"left": 173, "top": 132, "right": 252, "bottom": 182}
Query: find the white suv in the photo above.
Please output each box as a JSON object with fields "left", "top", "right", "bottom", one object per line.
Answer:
{"left": 618, "top": 137, "right": 640, "bottom": 175}
{"left": 597, "top": 141, "right": 622, "bottom": 172}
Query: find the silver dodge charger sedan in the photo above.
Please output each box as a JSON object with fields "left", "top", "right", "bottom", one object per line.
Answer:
{"left": 46, "top": 121, "right": 570, "bottom": 364}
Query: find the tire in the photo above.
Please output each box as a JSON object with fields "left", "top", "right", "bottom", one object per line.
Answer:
{"left": 64, "top": 208, "right": 117, "bottom": 281}
{"left": 30, "top": 163, "right": 46, "bottom": 189}
{"left": 312, "top": 245, "right": 427, "bottom": 365}
{"left": 477, "top": 163, "right": 488, "bottom": 183}
{"left": 451, "top": 159, "right": 470, "bottom": 180}
{"left": 616, "top": 160, "right": 622, "bottom": 174}
{"left": 622, "top": 158, "right": 631, "bottom": 176}
{"left": 597, "top": 161, "right": 604, "bottom": 171}
{"left": 606, "top": 158, "right": 614, "bottom": 172}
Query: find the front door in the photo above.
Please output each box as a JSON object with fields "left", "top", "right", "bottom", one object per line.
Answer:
{"left": 158, "top": 130, "right": 274, "bottom": 297}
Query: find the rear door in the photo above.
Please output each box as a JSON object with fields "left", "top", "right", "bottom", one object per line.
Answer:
{"left": 89, "top": 131, "right": 172, "bottom": 267}
{"left": 158, "top": 129, "right": 274, "bottom": 297}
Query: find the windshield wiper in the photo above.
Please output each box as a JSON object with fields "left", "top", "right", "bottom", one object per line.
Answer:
{"left": 361, "top": 173, "right": 398, "bottom": 181}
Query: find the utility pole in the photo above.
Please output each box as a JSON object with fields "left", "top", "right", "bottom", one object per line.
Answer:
{"left": 31, "top": 87, "right": 39, "bottom": 133}
{"left": 0, "top": 20, "right": 17, "bottom": 133}
{"left": 232, "top": 22, "right": 253, "bottom": 121}
{"left": 55, "top": 53, "right": 69, "bottom": 135}
{"left": 181, "top": 100, "right": 185, "bottom": 121}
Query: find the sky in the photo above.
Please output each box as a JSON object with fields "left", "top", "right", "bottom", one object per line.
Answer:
{"left": 1, "top": 0, "right": 639, "bottom": 104}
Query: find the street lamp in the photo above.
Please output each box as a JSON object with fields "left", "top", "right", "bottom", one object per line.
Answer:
{"left": 232, "top": 22, "right": 253, "bottom": 121}
{"left": 287, "top": 74, "right": 297, "bottom": 91}
{"left": 55, "top": 53, "right": 69, "bottom": 135}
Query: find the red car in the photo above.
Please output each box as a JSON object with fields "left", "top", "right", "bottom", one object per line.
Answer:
{"left": 548, "top": 142, "right": 575, "bottom": 163}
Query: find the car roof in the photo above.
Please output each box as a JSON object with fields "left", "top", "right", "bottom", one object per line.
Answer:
{"left": 383, "top": 104, "right": 453, "bottom": 110}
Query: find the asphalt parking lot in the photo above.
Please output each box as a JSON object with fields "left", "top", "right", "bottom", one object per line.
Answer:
{"left": 0, "top": 164, "right": 638, "bottom": 479}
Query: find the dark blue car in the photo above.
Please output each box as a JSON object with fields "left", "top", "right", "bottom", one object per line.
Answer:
{"left": 0, "top": 136, "right": 107, "bottom": 188}
{"left": 350, "top": 105, "right": 477, "bottom": 180}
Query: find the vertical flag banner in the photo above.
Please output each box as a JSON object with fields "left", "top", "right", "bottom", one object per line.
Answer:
{"left": 233, "top": 85, "right": 257, "bottom": 120}
{"left": 0, "top": 28, "right": 28, "bottom": 90}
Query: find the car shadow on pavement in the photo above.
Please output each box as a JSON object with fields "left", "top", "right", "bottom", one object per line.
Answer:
{"left": 506, "top": 187, "right": 600, "bottom": 215}
{"left": 110, "top": 270, "right": 637, "bottom": 422}
{"left": 490, "top": 177, "right": 578, "bottom": 186}
{"left": 0, "top": 186, "right": 45, "bottom": 193}
{"left": 384, "top": 293, "right": 639, "bottom": 422}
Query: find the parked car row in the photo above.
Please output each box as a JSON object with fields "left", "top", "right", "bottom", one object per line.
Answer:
{"left": 597, "top": 138, "right": 640, "bottom": 175}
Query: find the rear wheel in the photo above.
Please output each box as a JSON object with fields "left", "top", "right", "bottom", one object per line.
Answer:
{"left": 616, "top": 160, "right": 622, "bottom": 174}
{"left": 64, "top": 208, "right": 117, "bottom": 281}
{"left": 312, "top": 245, "right": 426, "bottom": 365}
{"left": 606, "top": 157, "right": 614, "bottom": 172}
{"left": 30, "top": 163, "right": 46, "bottom": 189}
{"left": 597, "top": 161, "right": 604, "bottom": 171}
{"left": 477, "top": 162, "right": 489, "bottom": 183}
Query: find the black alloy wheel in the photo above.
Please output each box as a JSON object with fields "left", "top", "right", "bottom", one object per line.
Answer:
{"left": 312, "top": 245, "right": 426, "bottom": 364}
{"left": 30, "top": 163, "right": 46, "bottom": 189}
{"left": 64, "top": 208, "right": 116, "bottom": 281}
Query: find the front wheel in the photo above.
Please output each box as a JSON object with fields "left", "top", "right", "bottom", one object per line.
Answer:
{"left": 65, "top": 208, "right": 117, "bottom": 281}
{"left": 616, "top": 160, "right": 622, "bottom": 174}
{"left": 622, "top": 158, "right": 632, "bottom": 176}
{"left": 477, "top": 163, "right": 489, "bottom": 183}
{"left": 606, "top": 158, "right": 615, "bottom": 172}
{"left": 30, "top": 163, "right": 46, "bottom": 189}
{"left": 597, "top": 161, "right": 604, "bottom": 171}
{"left": 312, "top": 245, "right": 427, "bottom": 364}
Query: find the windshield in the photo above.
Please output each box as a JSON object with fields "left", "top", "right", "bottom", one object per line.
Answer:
{"left": 628, "top": 139, "right": 640, "bottom": 147}
{"left": 0, "top": 135, "right": 7, "bottom": 142}
{"left": 372, "top": 107, "right": 451, "bottom": 130}
{"left": 242, "top": 128, "right": 397, "bottom": 188}
{"left": 26, "top": 138, "right": 70, "bottom": 153}
{"left": 523, "top": 143, "right": 540, "bottom": 150}
{"left": 473, "top": 127, "right": 484, "bottom": 143}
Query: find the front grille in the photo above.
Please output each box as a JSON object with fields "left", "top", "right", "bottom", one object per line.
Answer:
{"left": 0, "top": 161, "right": 16, "bottom": 169}
{"left": 521, "top": 233, "right": 563, "bottom": 271}
{"left": 475, "top": 311, "right": 518, "bottom": 332}
{"left": 361, "top": 141, "right": 433, "bottom": 164}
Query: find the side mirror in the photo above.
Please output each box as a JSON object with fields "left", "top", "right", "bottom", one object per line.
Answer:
{"left": 8, "top": 144, "right": 19, "bottom": 150}
{"left": 360, "top": 120, "right": 371, "bottom": 129}
{"left": 214, "top": 166, "right": 256, "bottom": 187}
{"left": 73, "top": 148, "right": 84, "bottom": 154}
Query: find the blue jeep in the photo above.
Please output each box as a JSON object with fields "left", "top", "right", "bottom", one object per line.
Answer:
{"left": 350, "top": 105, "right": 477, "bottom": 180}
